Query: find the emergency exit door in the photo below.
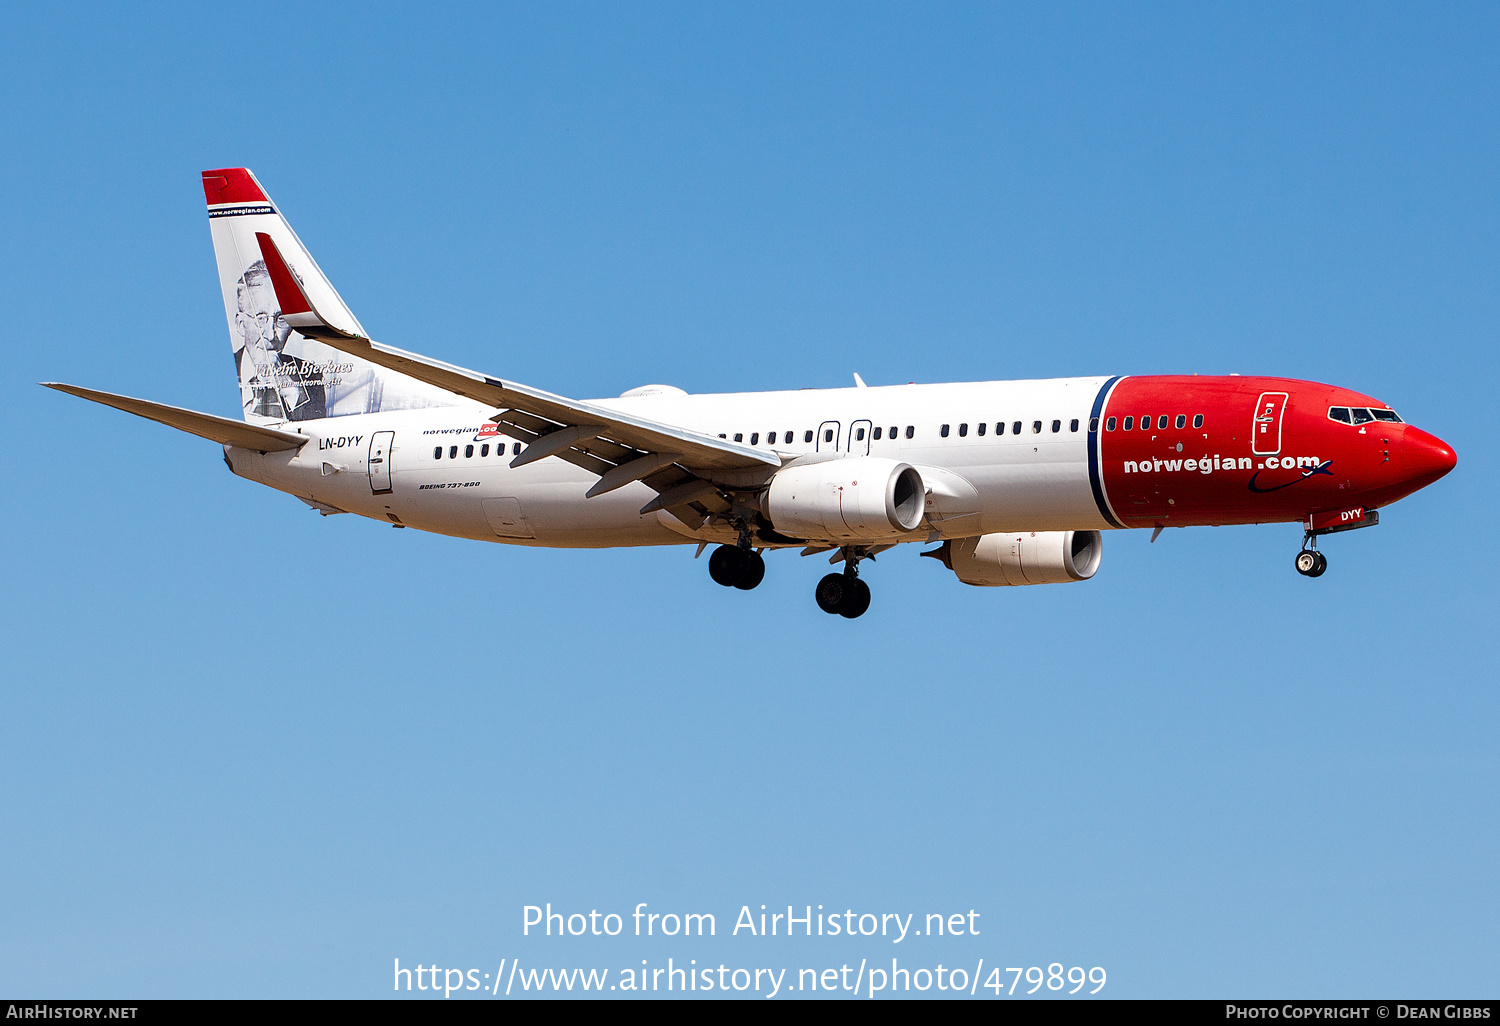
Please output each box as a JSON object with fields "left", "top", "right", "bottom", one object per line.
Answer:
{"left": 848, "top": 419, "right": 872, "bottom": 455}
{"left": 368, "top": 431, "right": 394, "bottom": 494}
{"left": 1251, "top": 393, "right": 1288, "bottom": 456}
{"left": 817, "top": 420, "right": 841, "bottom": 452}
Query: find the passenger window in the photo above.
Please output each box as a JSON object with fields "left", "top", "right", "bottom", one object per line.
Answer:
{"left": 1032, "top": 421, "right": 1042, "bottom": 434}
{"left": 1158, "top": 415, "right": 1169, "bottom": 429}
{"left": 1371, "top": 409, "right": 1402, "bottom": 423}
{"left": 1071, "top": 419, "right": 1081, "bottom": 432}
{"left": 1193, "top": 414, "right": 1204, "bottom": 428}
{"left": 433, "top": 446, "right": 442, "bottom": 459}
{"left": 873, "top": 426, "right": 883, "bottom": 440}
{"left": 718, "top": 433, "right": 727, "bottom": 438}
{"left": 805, "top": 430, "right": 814, "bottom": 443}
{"left": 1328, "top": 407, "right": 1351, "bottom": 424}
{"left": 1141, "top": 416, "right": 1151, "bottom": 430}
{"left": 996, "top": 422, "right": 1005, "bottom": 435}
{"left": 855, "top": 427, "right": 866, "bottom": 441}
{"left": 1351, "top": 408, "right": 1374, "bottom": 425}
{"left": 449, "top": 445, "right": 458, "bottom": 459}
{"left": 786, "top": 431, "right": 794, "bottom": 443}
{"left": 734, "top": 433, "right": 743, "bottom": 442}
{"left": 1174, "top": 414, "right": 1185, "bottom": 429}
{"left": 888, "top": 426, "right": 897, "bottom": 439}
{"left": 1012, "top": 421, "right": 1022, "bottom": 435}
{"left": 513, "top": 443, "right": 521, "bottom": 456}
{"left": 958, "top": 423, "right": 967, "bottom": 437}
{"left": 1051, "top": 419, "right": 1061, "bottom": 433}
{"left": 940, "top": 424, "right": 950, "bottom": 437}
{"left": 465, "top": 444, "right": 474, "bottom": 458}
{"left": 750, "top": 433, "right": 759, "bottom": 445}
{"left": 1106, "top": 417, "right": 1116, "bottom": 431}
{"left": 1123, "top": 416, "right": 1133, "bottom": 430}
{"left": 906, "top": 426, "right": 915, "bottom": 439}
{"left": 977, "top": 422, "right": 986, "bottom": 436}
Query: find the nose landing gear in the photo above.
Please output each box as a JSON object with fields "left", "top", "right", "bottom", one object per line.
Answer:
{"left": 1295, "top": 534, "right": 1327, "bottom": 578}
{"left": 1295, "top": 549, "right": 1327, "bottom": 577}
{"left": 815, "top": 547, "right": 873, "bottom": 618}
{"left": 1293, "top": 507, "right": 1380, "bottom": 577}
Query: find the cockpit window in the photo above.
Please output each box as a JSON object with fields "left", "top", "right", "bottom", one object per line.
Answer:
{"left": 1331, "top": 406, "right": 1403, "bottom": 425}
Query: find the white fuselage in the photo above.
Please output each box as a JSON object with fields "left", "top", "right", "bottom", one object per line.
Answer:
{"left": 228, "top": 376, "right": 1114, "bottom": 548}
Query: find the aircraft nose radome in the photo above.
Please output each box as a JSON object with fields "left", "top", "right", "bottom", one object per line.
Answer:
{"left": 1401, "top": 426, "right": 1457, "bottom": 486}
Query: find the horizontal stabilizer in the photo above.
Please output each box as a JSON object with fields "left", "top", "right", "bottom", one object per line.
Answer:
{"left": 41, "top": 383, "right": 308, "bottom": 452}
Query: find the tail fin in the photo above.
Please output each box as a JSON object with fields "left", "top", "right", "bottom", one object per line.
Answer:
{"left": 203, "top": 168, "right": 453, "bottom": 424}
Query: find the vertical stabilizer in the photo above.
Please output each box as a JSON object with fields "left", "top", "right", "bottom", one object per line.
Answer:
{"left": 203, "top": 168, "right": 454, "bottom": 424}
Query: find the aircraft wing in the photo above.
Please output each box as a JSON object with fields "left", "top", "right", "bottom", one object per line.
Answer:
{"left": 255, "top": 233, "right": 778, "bottom": 517}
{"left": 42, "top": 382, "right": 307, "bottom": 452}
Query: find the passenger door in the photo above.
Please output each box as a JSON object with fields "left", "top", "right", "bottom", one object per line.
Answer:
{"left": 1251, "top": 393, "right": 1288, "bottom": 456}
{"left": 368, "top": 431, "right": 394, "bottom": 494}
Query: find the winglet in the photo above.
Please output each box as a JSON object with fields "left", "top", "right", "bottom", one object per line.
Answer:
{"left": 254, "top": 232, "right": 359, "bottom": 340}
{"left": 255, "top": 232, "right": 314, "bottom": 316}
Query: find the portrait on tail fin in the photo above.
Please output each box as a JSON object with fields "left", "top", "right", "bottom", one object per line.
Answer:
{"left": 232, "top": 259, "right": 326, "bottom": 421}
{"left": 207, "top": 166, "right": 457, "bottom": 425}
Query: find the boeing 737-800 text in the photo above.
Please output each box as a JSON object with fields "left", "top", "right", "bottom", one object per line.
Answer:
{"left": 44, "top": 168, "right": 1457, "bottom": 617}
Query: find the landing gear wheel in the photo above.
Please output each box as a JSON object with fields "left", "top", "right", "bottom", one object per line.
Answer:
{"left": 710, "top": 545, "right": 766, "bottom": 589}
{"left": 709, "top": 545, "right": 744, "bottom": 587}
{"left": 838, "top": 577, "right": 871, "bottom": 619}
{"left": 815, "top": 573, "right": 847, "bottom": 614}
{"left": 1295, "top": 550, "right": 1327, "bottom": 577}
{"left": 732, "top": 550, "right": 766, "bottom": 590}
{"left": 815, "top": 572, "right": 871, "bottom": 617}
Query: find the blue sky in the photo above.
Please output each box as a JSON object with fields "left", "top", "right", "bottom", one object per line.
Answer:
{"left": 1, "top": 2, "right": 1496, "bottom": 999}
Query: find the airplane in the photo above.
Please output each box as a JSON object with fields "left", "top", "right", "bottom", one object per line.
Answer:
{"left": 44, "top": 168, "right": 1457, "bottom": 618}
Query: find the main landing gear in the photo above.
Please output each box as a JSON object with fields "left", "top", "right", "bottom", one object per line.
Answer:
{"left": 708, "top": 543, "right": 765, "bottom": 590}
{"left": 815, "top": 547, "right": 873, "bottom": 619}
{"left": 1295, "top": 535, "right": 1327, "bottom": 578}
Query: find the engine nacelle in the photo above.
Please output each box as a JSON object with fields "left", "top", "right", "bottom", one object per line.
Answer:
{"left": 943, "top": 530, "right": 1103, "bottom": 586}
{"left": 764, "top": 457, "right": 926, "bottom": 541}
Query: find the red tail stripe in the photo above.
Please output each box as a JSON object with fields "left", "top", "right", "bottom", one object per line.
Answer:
{"left": 201, "top": 168, "right": 267, "bottom": 205}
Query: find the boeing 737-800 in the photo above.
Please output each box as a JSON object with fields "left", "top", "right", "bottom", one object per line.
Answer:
{"left": 44, "top": 168, "right": 1457, "bottom": 617}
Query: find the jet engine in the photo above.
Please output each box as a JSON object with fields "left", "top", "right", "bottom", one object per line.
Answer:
{"left": 763, "top": 457, "right": 926, "bottom": 541}
{"left": 931, "top": 530, "right": 1103, "bottom": 586}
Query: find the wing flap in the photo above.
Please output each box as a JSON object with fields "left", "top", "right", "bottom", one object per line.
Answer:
{"left": 320, "top": 334, "right": 776, "bottom": 472}
{"left": 249, "top": 232, "right": 779, "bottom": 501}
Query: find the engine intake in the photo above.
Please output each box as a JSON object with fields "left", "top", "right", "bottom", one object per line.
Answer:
{"left": 934, "top": 530, "right": 1103, "bottom": 586}
{"left": 764, "top": 457, "right": 926, "bottom": 541}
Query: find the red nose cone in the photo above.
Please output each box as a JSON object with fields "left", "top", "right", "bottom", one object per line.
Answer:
{"left": 1402, "top": 426, "right": 1457, "bottom": 488}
